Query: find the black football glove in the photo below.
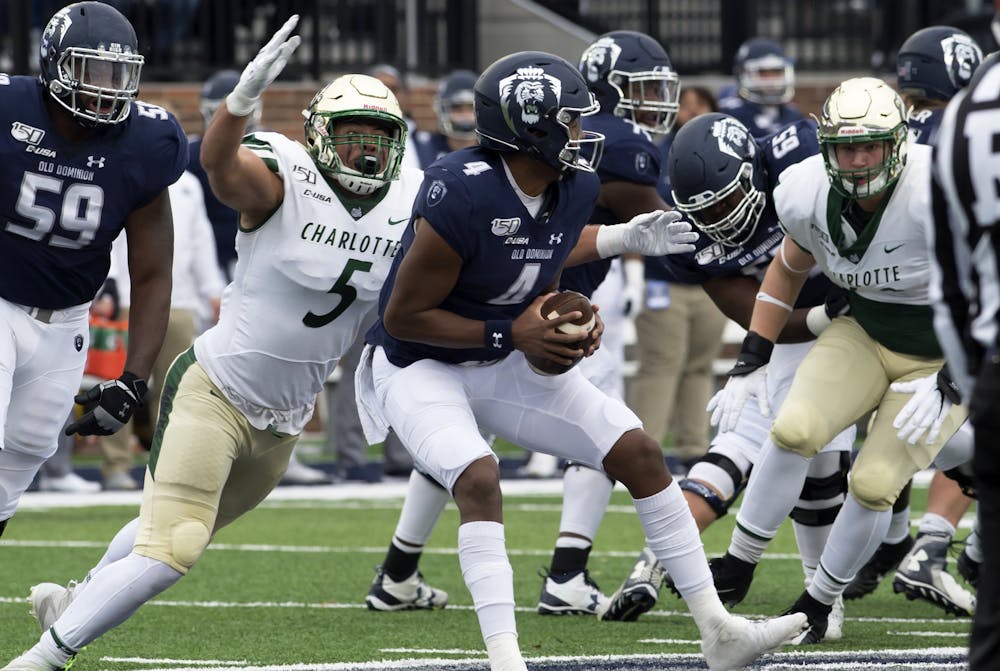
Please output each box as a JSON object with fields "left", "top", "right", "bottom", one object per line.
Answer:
{"left": 66, "top": 371, "right": 148, "bottom": 436}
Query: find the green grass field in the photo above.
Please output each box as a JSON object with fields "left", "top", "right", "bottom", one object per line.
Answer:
{"left": 0, "top": 482, "right": 974, "bottom": 670}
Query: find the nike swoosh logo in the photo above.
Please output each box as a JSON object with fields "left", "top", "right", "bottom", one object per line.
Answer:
{"left": 388, "top": 217, "right": 408, "bottom": 226}
{"left": 883, "top": 243, "right": 904, "bottom": 254}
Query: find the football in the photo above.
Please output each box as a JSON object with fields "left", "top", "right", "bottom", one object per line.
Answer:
{"left": 525, "top": 290, "right": 597, "bottom": 376}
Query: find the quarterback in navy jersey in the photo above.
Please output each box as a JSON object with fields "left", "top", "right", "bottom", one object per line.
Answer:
{"left": 358, "top": 51, "right": 804, "bottom": 671}
{"left": 0, "top": 2, "right": 184, "bottom": 539}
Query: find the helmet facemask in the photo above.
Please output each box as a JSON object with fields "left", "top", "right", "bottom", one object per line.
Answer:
{"left": 551, "top": 102, "right": 604, "bottom": 173}
{"left": 674, "top": 161, "right": 765, "bottom": 247}
{"left": 738, "top": 54, "right": 795, "bottom": 105}
{"left": 609, "top": 68, "right": 680, "bottom": 135}
{"left": 821, "top": 128, "right": 908, "bottom": 199}
{"left": 50, "top": 46, "right": 143, "bottom": 125}
{"left": 307, "top": 111, "right": 405, "bottom": 196}
{"left": 439, "top": 91, "right": 477, "bottom": 141}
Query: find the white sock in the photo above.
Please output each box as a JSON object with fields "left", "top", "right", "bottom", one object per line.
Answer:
{"left": 684, "top": 585, "right": 731, "bottom": 634}
{"left": 86, "top": 517, "right": 141, "bottom": 583}
{"left": 917, "top": 512, "right": 956, "bottom": 538}
{"left": 885, "top": 506, "right": 912, "bottom": 543}
{"left": 485, "top": 632, "right": 526, "bottom": 671}
{"left": 792, "top": 521, "right": 832, "bottom": 582}
{"left": 458, "top": 521, "right": 516, "bottom": 643}
{"left": 25, "top": 629, "right": 75, "bottom": 668}
{"left": 55, "top": 553, "right": 182, "bottom": 650}
{"left": 554, "top": 535, "right": 591, "bottom": 550}
{"left": 558, "top": 464, "right": 613, "bottom": 539}
{"left": 633, "top": 482, "right": 713, "bottom": 596}
{"left": 731, "top": 439, "right": 810, "bottom": 561}
{"left": 394, "top": 471, "right": 449, "bottom": 548}
{"left": 966, "top": 515, "right": 983, "bottom": 562}
{"left": 809, "top": 497, "right": 890, "bottom": 605}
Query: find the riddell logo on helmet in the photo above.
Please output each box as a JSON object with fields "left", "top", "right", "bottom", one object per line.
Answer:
{"left": 837, "top": 127, "right": 866, "bottom": 137}
{"left": 362, "top": 104, "right": 387, "bottom": 112}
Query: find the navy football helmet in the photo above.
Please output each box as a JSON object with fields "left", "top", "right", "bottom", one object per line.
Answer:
{"left": 39, "top": 2, "right": 143, "bottom": 125}
{"left": 578, "top": 30, "right": 680, "bottom": 135}
{"left": 435, "top": 69, "right": 478, "bottom": 140}
{"left": 897, "top": 26, "right": 983, "bottom": 101}
{"left": 734, "top": 37, "right": 794, "bottom": 105}
{"left": 669, "top": 113, "right": 766, "bottom": 247}
{"left": 201, "top": 69, "right": 261, "bottom": 131}
{"left": 475, "top": 51, "right": 604, "bottom": 173}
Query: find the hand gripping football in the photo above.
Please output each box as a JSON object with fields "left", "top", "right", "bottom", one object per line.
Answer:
{"left": 525, "top": 290, "right": 597, "bottom": 376}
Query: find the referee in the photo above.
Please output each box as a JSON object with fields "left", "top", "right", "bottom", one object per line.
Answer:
{"left": 929, "top": 49, "right": 1000, "bottom": 670}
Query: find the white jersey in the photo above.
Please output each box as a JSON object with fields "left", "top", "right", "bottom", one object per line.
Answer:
{"left": 774, "top": 144, "right": 941, "bottom": 357}
{"left": 195, "top": 132, "right": 422, "bottom": 434}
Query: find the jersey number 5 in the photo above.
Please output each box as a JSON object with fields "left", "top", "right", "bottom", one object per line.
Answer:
{"left": 303, "top": 258, "right": 373, "bottom": 328}
{"left": 6, "top": 172, "right": 105, "bottom": 249}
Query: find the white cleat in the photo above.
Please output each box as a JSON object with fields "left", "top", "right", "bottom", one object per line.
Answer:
{"left": 2, "top": 647, "right": 64, "bottom": 671}
{"left": 701, "top": 612, "right": 807, "bottom": 671}
{"left": 825, "top": 594, "right": 844, "bottom": 641}
{"left": 29, "top": 582, "right": 78, "bottom": 633}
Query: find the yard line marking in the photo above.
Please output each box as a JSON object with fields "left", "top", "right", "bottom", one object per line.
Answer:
{"left": 102, "top": 659, "right": 249, "bottom": 666}
{"left": 635, "top": 638, "right": 700, "bottom": 644}
{"left": 886, "top": 631, "right": 970, "bottom": 637}
{"left": 378, "top": 649, "right": 483, "bottom": 655}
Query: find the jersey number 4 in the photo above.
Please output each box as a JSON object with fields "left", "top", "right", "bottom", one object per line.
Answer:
{"left": 6, "top": 172, "right": 104, "bottom": 249}
{"left": 302, "top": 258, "right": 373, "bottom": 328}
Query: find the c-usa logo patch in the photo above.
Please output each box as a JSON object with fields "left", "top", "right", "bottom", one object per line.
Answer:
{"left": 426, "top": 179, "right": 447, "bottom": 207}
{"left": 74, "top": 334, "right": 84, "bottom": 352}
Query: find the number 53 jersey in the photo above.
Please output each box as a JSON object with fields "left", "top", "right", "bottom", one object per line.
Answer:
{"left": 195, "top": 131, "right": 422, "bottom": 435}
{"left": 0, "top": 75, "right": 188, "bottom": 310}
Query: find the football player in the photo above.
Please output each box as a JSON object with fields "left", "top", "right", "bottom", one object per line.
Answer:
{"left": 708, "top": 77, "right": 968, "bottom": 643}
{"left": 0, "top": 2, "right": 185, "bottom": 537}
{"left": 842, "top": 26, "right": 983, "bottom": 613}
{"left": 718, "top": 37, "right": 806, "bottom": 138}
{"left": 413, "top": 69, "right": 480, "bottom": 168}
{"left": 599, "top": 112, "right": 855, "bottom": 636}
{"left": 354, "top": 49, "right": 805, "bottom": 671}
{"left": 3, "top": 16, "right": 421, "bottom": 671}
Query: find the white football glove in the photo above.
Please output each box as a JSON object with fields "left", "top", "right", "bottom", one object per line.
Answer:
{"left": 226, "top": 15, "right": 302, "bottom": 117}
{"left": 707, "top": 366, "right": 770, "bottom": 434}
{"left": 595, "top": 210, "right": 699, "bottom": 259}
{"left": 890, "top": 370, "right": 958, "bottom": 445}
{"left": 622, "top": 258, "right": 645, "bottom": 319}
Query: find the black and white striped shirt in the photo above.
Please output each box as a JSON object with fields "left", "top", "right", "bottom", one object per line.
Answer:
{"left": 930, "top": 51, "right": 1000, "bottom": 401}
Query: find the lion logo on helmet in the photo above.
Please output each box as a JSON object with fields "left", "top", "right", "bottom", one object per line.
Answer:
{"left": 580, "top": 36, "right": 621, "bottom": 84}
{"left": 711, "top": 117, "right": 754, "bottom": 160}
{"left": 940, "top": 33, "right": 982, "bottom": 89}
{"left": 499, "top": 66, "right": 562, "bottom": 128}
{"left": 40, "top": 6, "right": 73, "bottom": 58}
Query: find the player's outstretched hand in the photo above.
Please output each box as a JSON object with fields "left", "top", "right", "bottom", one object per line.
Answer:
{"left": 66, "top": 373, "right": 148, "bottom": 437}
{"left": 596, "top": 210, "right": 699, "bottom": 258}
{"left": 513, "top": 293, "right": 587, "bottom": 367}
{"left": 227, "top": 15, "right": 301, "bottom": 117}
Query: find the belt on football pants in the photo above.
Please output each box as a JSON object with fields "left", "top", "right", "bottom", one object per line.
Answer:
{"left": 19, "top": 305, "right": 55, "bottom": 323}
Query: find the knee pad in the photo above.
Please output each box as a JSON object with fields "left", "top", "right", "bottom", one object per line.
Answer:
{"left": 848, "top": 466, "right": 897, "bottom": 511}
{"left": 792, "top": 451, "right": 849, "bottom": 526}
{"left": 682, "top": 452, "right": 748, "bottom": 517}
{"left": 771, "top": 400, "right": 831, "bottom": 458}
{"left": 943, "top": 464, "right": 977, "bottom": 499}
{"left": 170, "top": 520, "right": 212, "bottom": 570}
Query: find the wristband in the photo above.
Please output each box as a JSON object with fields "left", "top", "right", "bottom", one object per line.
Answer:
{"left": 484, "top": 319, "right": 514, "bottom": 353}
{"left": 728, "top": 331, "right": 774, "bottom": 375}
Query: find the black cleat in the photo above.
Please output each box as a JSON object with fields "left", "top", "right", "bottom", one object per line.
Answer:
{"left": 843, "top": 535, "right": 914, "bottom": 600}
{"left": 782, "top": 590, "right": 831, "bottom": 644}
{"left": 957, "top": 547, "right": 981, "bottom": 589}
{"left": 709, "top": 553, "right": 758, "bottom": 607}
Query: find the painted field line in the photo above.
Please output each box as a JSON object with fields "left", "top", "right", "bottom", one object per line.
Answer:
{"left": 102, "top": 659, "right": 249, "bottom": 666}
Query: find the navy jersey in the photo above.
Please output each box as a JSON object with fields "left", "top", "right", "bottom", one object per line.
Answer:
{"left": 560, "top": 112, "right": 660, "bottom": 298}
{"left": 907, "top": 107, "right": 944, "bottom": 146}
{"left": 660, "top": 119, "right": 831, "bottom": 307}
{"left": 369, "top": 146, "right": 601, "bottom": 367}
{"left": 0, "top": 76, "right": 187, "bottom": 309}
{"left": 646, "top": 131, "right": 678, "bottom": 283}
{"left": 717, "top": 95, "right": 806, "bottom": 138}
{"left": 188, "top": 136, "right": 239, "bottom": 278}
{"left": 413, "top": 130, "right": 452, "bottom": 170}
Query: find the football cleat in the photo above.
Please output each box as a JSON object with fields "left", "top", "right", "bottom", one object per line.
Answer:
{"left": 782, "top": 590, "right": 831, "bottom": 644}
{"left": 709, "top": 552, "right": 757, "bottom": 607}
{"left": 2, "top": 644, "right": 70, "bottom": 671}
{"left": 957, "top": 547, "right": 981, "bottom": 589}
{"left": 597, "top": 547, "right": 665, "bottom": 621}
{"left": 537, "top": 569, "right": 609, "bottom": 615}
{"left": 825, "top": 594, "right": 845, "bottom": 641}
{"left": 30, "top": 581, "right": 80, "bottom": 633}
{"left": 892, "top": 532, "right": 975, "bottom": 616}
{"left": 701, "top": 611, "right": 807, "bottom": 671}
{"left": 843, "top": 534, "right": 914, "bottom": 600}
{"left": 365, "top": 567, "right": 447, "bottom": 611}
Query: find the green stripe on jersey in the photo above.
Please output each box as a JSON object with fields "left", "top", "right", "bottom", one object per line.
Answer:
{"left": 848, "top": 293, "right": 941, "bottom": 357}
{"left": 148, "top": 347, "right": 198, "bottom": 478}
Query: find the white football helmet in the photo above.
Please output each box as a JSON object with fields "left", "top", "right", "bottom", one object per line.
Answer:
{"left": 303, "top": 74, "right": 407, "bottom": 196}
{"left": 817, "top": 76, "right": 908, "bottom": 199}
